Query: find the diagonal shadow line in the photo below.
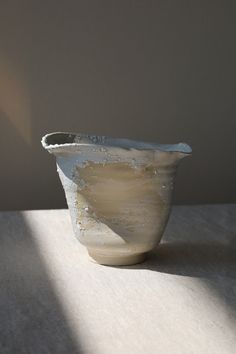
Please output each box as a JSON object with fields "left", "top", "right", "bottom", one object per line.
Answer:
{"left": 115, "top": 240, "right": 236, "bottom": 322}
{"left": 148, "top": 241, "right": 236, "bottom": 278}
{"left": 153, "top": 240, "right": 236, "bottom": 323}
{"left": 0, "top": 211, "right": 81, "bottom": 354}
{"left": 111, "top": 204, "right": 236, "bottom": 323}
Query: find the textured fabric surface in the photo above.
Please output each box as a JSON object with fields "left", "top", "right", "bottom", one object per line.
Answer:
{"left": 0, "top": 205, "right": 235, "bottom": 353}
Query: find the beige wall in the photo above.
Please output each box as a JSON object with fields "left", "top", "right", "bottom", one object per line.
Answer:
{"left": 0, "top": 1, "right": 235, "bottom": 211}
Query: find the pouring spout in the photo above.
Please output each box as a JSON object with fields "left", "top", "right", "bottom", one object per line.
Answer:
{"left": 166, "top": 142, "right": 192, "bottom": 154}
{"left": 170, "top": 142, "right": 192, "bottom": 162}
{"left": 153, "top": 142, "right": 192, "bottom": 166}
{"left": 172, "top": 143, "right": 192, "bottom": 163}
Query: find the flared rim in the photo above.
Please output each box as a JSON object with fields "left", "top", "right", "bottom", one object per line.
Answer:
{"left": 41, "top": 132, "right": 192, "bottom": 154}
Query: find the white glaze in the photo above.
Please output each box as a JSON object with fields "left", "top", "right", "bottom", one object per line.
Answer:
{"left": 42, "top": 132, "right": 191, "bottom": 265}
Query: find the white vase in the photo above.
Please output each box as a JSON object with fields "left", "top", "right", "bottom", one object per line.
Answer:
{"left": 42, "top": 132, "right": 192, "bottom": 266}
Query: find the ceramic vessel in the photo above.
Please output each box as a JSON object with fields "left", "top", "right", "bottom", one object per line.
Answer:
{"left": 42, "top": 132, "right": 192, "bottom": 266}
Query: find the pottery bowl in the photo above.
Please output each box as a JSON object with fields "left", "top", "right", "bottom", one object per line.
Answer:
{"left": 42, "top": 132, "right": 191, "bottom": 266}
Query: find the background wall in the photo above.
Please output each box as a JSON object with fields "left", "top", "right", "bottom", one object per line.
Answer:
{"left": 0, "top": 1, "right": 235, "bottom": 211}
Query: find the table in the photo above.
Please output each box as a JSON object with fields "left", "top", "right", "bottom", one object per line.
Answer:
{"left": 0, "top": 205, "right": 235, "bottom": 354}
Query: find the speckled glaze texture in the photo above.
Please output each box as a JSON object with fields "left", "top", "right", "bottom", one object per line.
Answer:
{"left": 42, "top": 132, "right": 192, "bottom": 266}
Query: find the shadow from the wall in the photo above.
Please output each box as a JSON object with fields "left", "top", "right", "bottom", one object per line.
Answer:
{"left": 0, "top": 211, "right": 81, "bottom": 353}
